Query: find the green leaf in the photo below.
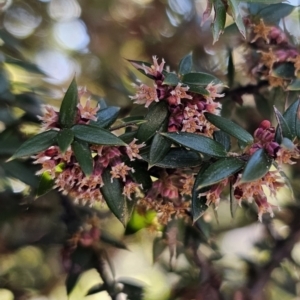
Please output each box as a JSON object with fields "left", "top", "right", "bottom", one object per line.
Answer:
{"left": 205, "top": 113, "right": 254, "bottom": 144}
{"left": 240, "top": 148, "right": 273, "bottom": 183}
{"left": 149, "top": 133, "right": 172, "bottom": 167}
{"left": 11, "top": 130, "right": 58, "bottom": 159}
{"left": 196, "top": 157, "right": 245, "bottom": 189}
{"left": 101, "top": 169, "right": 135, "bottom": 226}
{"left": 228, "top": 0, "right": 246, "bottom": 38}
{"left": 162, "top": 73, "right": 179, "bottom": 86}
{"left": 258, "top": 3, "right": 295, "bottom": 24}
{"left": 272, "top": 63, "right": 295, "bottom": 79}
{"left": 212, "top": 0, "right": 226, "bottom": 44}
{"left": 90, "top": 106, "right": 120, "bottom": 128}
{"left": 5, "top": 56, "right": 45, "bottom": 75}
{"left": 59, "top": 78, "right": 78, "bottom": 128}
{"left": 274, "top": 106, "right": 293, "bottom": 142}
{"left": 121, "top": 115, "right": 146, "bottom": 125}
{"left": 143, "top": 147, "right": 202, "bottom": 168}
{"left": 36, "top": 171, "right": 54, "bottom": 197}
{"left": 127, "top": 160, "right": 152, "bottom": 191}
{"left": 192, "top": 164, "right": 211, "bottom": 223}
{"left": 238, "top": 0, "right": 286, "bottom": 3}
{"left": 86, "top": 284, "right": 106, "bottom": 296}
{"left": 161, "top": 132, "right": 227, "bottom": 157}
{"left": 287, "top": 79, "right": 300, "bottom": 91}
{"left": 72, "top": 124, "right": 126, "bottom": 146}
{"left": 227, "top": 49, "right": 235, "bottom": 88}
{"left": 136, "top": 101, "right": 169, "bottom": 142}
{"left": 119, "top": 131, "right": 137, "bottom": 144}
{"left": 56, "top": 128, "right": 74, "bottom": 153}
{"left": 182, "top": 72, "right": 222, "bottom": 86}
{"left": 72, "top": 140, "right": 93, "bottom": 176}
{"left": 229, "top": 181, "right": 238, "bottom": 218}
{"left": 188, "top": 84, "right": 210, "bottom": 96}
{"left": 119, "top": 278, "right": 144, "bottom": 300}
{"left": 213, "top": 130, "right": 231, "bottom": 151}
{"left": 179, "top": 53, "right": 193, "bottom": 75}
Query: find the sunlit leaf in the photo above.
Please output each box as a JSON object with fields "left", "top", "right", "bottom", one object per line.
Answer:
{"left": 72, "top": 140, "right": 93, "bottom": 176}
{"left": 59, "top": 78, "right": 78, "bottom": 128}
{"left": 36, "top": 171, "right": 54, "bottom": 197}
{"left": 287, "top": 79, "right": 300, "bottom": 91}
{"left": 161, "top": 132, "right": 227, "bottom": 157}
{"left": 11, "top": 130, "right": 58, "bottom": 159}
{"left": 197, "top": 157, "right": 245, "bottom": 189}
{"left": 72, "top": 124, "right": 126, "bottom": 146}
{"left": 205, "top": 112, "right": 254, "bottom": 144}
{"left": 57, "top": 128, "right": 74, "bottom": 153}
{"left": 240, "top": 148, "right": 273, "bottom": 183}
{"left": 228, "top": 0, "right": 246, "bottom": 38}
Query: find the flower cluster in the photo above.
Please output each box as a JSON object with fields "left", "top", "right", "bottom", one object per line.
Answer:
{"left": 35, "top": 99, "right": 145, "bottom": 204}
{"left": 248, "top": 19, "right": 300, "bottom": 88}
{"left": 130, "top": 56, "right": 223, "bottom": 137}
{"left": 138, "top": 170, "right": 194, "bottom": 224}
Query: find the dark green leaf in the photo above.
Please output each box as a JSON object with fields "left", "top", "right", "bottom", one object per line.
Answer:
{"left": 162, "top": 73, "right": 179, "bottom": 86}
{"left": 72, "top": 140, "right": 93, "bottom": 176}
{"left": 239, "top": 0, "right": 286, "bottom": 3}
{"left": 56, "top": 128, "right": 74, "bottom": 153}
{"left": 127, "top": 160, "right": 152, "bottom": 190}
{"left": 213, "top": 130, "right": 231, "bottom": 151}
{"left": 90, "top": 106, "right": 120, "bottom": 128}
{"left": 149, "top": 133, "right": 171, "bottom": 167}
{"left": 11, "top": 130, "right": 58, "bottom": 159}
{"left": 136, "top": 101, "right": 169, "bottom": 142}
{"left": 287, "top": 79, "right": 300, "bottom": 91}
{"left": 240, "top": 148, "right": 273, "bottom": 183}
{"left": 229, "top": 181, "right": 238, "bottom": 218}
{"left": 192, "top": 164, "right": 211, "bottom": 222}
{"left": 101, "top": 169, "right": 135, "bottom": 226}
{"left": 274, "top": 106, "right": 293, "bottom": 142}
{"left": 66, "top": 273, "right": 81, "bottom": 296}
{"left": 182, "top": 72, "right": 222, "bottom": 86}
{"left": 188, "top": 84, "right": 210, "bottom": 96}
{"left": 228, "top": 0, "right": 246, "bottom": 38}
{"left": 258, "top": 3, "right": 295, "bottom": 24}
{"left": 119, "top": 278, "right": 144, "bottom": 300}
{"left": 86, "top": 284, "right": 106, "bottom": 296}
{"left": 119, "top": 131, "right": 137, "bottom": 144}
{"left": 59, "top": 78, "right": 78, "bottom": 128}
{"left": 36, "top": 171, "right": 54, "bottom": 197}
{"left": 227, "top": 49, "right": 235, "bottom": 88}
{"left": 212, "top": 0, "right": 226, "bottom": 44}
{"left": 161, "top": 132, "right": 227, "bottom": 157}
{"left": 196, "top": 157, "right": 245, "bottom": 189}
{"left": 179, "top": 53, "right": 193, "bottom": 75}
{"left": 121, "top": 115, "right": 146, "bottom": 125}
{"left": 205, "top": 112, "right": 254, "bottom": 144}
{"left": 72, "top": 124, "right": 126, "bottom": 146}
{"left": 272, "top": 63, "right": 295, "bottom": 79}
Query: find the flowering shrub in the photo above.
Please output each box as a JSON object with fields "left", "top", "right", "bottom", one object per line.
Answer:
{"left": 6, "top": 1, "right": 300, "bottom": 299}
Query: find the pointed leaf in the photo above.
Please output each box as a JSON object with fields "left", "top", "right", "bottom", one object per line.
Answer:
{"left": 274, "top": 106, "right": 293, "bottom": 142}
{"left": 240, "top": 149, "right": 273, "bottom": 183}
{"left": 162, "top": 73, "right": 179, "bottom": 86}
{"left": 287, "top": 79, "right": 300, "bottom": 91}
{"left": 90, "top": 106, "right": 120, "bottom": 128}
{"left": 227, "top": 49, "right": 235, "bottom": 88}
{"left": 197, "top": 157, "right": 245, "bottom": 189}
{"left": 59, "top": 78, "right": 78, "bottom": 128}
{"left": 213, "top": 130, "right": 231, "bottom": 151}
{"left": 182, "top": 72, "right": 222, "bottom": 86}
{"left": 127, "top": 160, "right": 152, "bottom": 190}
{"left": 86, "top": 284, "right": 106, "bottom": 296}
{"left": 188, "top": 84, "right": 210, "bottom": 96}
{"left": 136, "top": 101, "right": 169, "bottom": 142}
{"left": 212, "top": 0, "right": 226, "bottom": 44}
{"left": 57, "top": 128, "right": 74, "bottom": 153}
{"left": 258, "top": 3, "right": 295, "bottom": 24}
{"left": 179, "top": 53, "right": 193, "bottom": 75}
{"left": 282, "top": 99, "right": 300, "bottom": 139}
{"left": 192, "top": 164, "right": 211, "bottom": 222}
{"left": 11, "top": 130, "right": 58, "bottom": 159}
{"left": 149, "top": 133, "right": 172, "bottom": 167}
{"left": 36, "top": 171, "right": 54, "bottom": 197}
{"left": 272, "top": 63, "right": 295, "bottom": 79}
{"left": 205, "top": 112, "right": 254, "bottom": 144}
{"left": 228, "top": 0, "right": 246, "bottom": 38}
{"left": 72, "top": 140, "right": 93, "bottom": 176}
{"left": 161, "top": 132, "right": 227, "bottom": 157}
{"left": 101, "top": 169, "right": 135, "bottom": 226}
{"left": 72, "top": 124, "right": 126, "bottom": 146}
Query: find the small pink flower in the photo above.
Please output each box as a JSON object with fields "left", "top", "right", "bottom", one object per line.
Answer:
{"left": 205, "top": 82, "right": 224, "bottom": 100}
{"left": 131, "top": 56, "right": 165, "bottom": 78}
{"left": 126, "top": 138, "right": 145, "bottom": 161}
{"left": 110, "top": 163, "right": 133, "bottom": 182}
{"left": 129, "top": 83, "right": 159, "bottom": 108}
{"left": 38, "top": 106, "right": 59, "bottom": 130}
{"left": 123, "top": 181, "right": 142, "bottom": 200}
{"left": 77, "top": 99, "right": 100, "bottom": 121}
{"left": 169, "top": 83, "right": 192, "bottom": 105}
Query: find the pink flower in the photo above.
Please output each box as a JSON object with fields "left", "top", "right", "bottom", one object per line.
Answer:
{"left": 169, "top": 83, "right": 192, "bottom": 105}
{"left": 77, "top": 99, "right": 100, "bottom": 121}
{"left": 110, "top": 163, "right": 134, "bottom": 182}
{"left": 38, "top": 106, "right": 59, "bottom": 130}
{"left": 129, "top": 83, "right": 159, "bottom": 108}
{"left": 126, "top": 138, "right": 145, "bottom": 161}
{"left": 131, "top": 56, "right": 165, "bottom": 78}
{"left": 205, "top": 82, "right": 224, "bottom": 100}
{"left": 123, "top": 181, "right": 142, "bottom": 200}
